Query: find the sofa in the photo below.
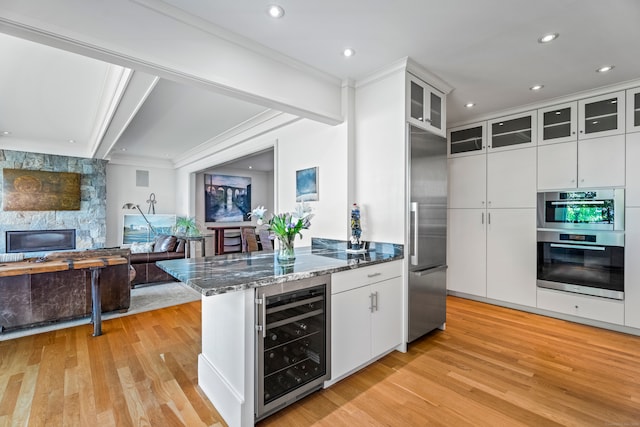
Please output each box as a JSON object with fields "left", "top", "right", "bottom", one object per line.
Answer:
{"left": 129, "top": 234, "right": 186, "bottom": 286}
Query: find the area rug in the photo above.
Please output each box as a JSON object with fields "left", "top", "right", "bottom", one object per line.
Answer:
{"left": 0, "top": 281, "right": 201, "bottom": 341}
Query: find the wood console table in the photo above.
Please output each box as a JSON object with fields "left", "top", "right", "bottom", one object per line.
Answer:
{"left": 207, "top": 226, "right": 255, "bottom": 255}
{"left": 0, "top": 252, "right": 129, "bottom": 335}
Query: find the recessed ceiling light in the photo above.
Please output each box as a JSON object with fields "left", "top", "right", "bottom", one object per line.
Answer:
{"left": 538, "top": 33, "right": 559, "bottom": 44}
{"left": 530, "top": 84, "right": 544, "bottom": 91}
{"left": 121, "top": 148, "right": 127, "bottom": 152}
{"left": 267, "top": 4, "right": 285, "bottom": 18}
{"left": 69, "top": 139, "right": 76, "bottom": 143}
{"left": 596, "top": 65, "right": 615, "bottom": 73}
{"left": 342, "top": 48, "right": 356, "bottom": 57}
{"left": 249, "top": 166, "right": 253, "bottom": 169}
{"left": 464, "top": 103, "right": 475, "bottom": 108}
{"left": 1, "top": 131, "right": 11, "bottom": 135}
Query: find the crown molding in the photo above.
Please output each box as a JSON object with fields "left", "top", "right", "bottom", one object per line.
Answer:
{"left": 449, "top": 76, "right": 640, "bottom": 129}
{"left": 173, "top": 110, "right": 300, "bottom": 170}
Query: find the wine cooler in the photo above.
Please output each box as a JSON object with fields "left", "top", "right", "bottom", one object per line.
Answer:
{"left": 255, "top": 275, "right": 331, "bottom": 421}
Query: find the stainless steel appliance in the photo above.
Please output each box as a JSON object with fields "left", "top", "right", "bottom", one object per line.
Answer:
{"left": 408, "top": 125, "right": 447, "bottom": 342}
{"left": 537, "top": 230, "right": 624, "bottom": 299}
{"left": 254, "top": 275, "right": 330, "bottom": 421}
{"left": 536, "top": 188, "right": 625, "bottom": 300}
{"left": 537, "top": 189, "right": 624, "bottom": 231}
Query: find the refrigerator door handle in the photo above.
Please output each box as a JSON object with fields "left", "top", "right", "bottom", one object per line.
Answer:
{"left": 411, "top": 202, "right": 419, "bottom": 265}
{"left": 412, "top": 265, "right": 448, "bottom": 276}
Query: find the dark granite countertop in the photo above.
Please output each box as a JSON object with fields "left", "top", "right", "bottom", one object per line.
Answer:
{"left": 156, "top": 238, "right": 403, "bottom": 296}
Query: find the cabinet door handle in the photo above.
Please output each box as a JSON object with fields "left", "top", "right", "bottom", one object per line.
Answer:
{"left": 369, "top": 293, "right": 375, "bottom": 313}
{"left": 488, "top": 212, "right": 491, "bottom": 225}
{"left": 481, "top": 212, "right": 484, "bottom": 224}
{"left": 367, "top": 272, "right": 382, "bottom": 278}
{"left": 373, "top": 292, "right": 379, "bottom": 312}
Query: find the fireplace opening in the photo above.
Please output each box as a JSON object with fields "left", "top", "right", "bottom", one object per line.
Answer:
{"left": 6, "top": 229, "right": 76, "bottom": 253}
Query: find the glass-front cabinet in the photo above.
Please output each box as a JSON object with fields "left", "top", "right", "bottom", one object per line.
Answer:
{"left": 447, "top": 122, "right": 486, "bottom": 157}
{"left": 488, "top": 111, "right": 536, "bottom": 152}
{"left": 537, "top": 102, "right": 577, "bottom": 145}
{"left": 407, "top": 74, "right": 445, "bottom": 137}
{"left": 578, "top": 91, "right": 625, "bottom": 139}
{"left": 627, "top": 87, "right": 640, "bottom": 133}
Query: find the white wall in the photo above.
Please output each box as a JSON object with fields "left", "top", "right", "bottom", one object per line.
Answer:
{"left": 175, "top": 114, "right": 350, "bottom": 248}
{"left": 106, "top": 163, "right": 176, "bottom": 247}
{"left": 354, "top": 69, "right": 406, "bottom": 244}
{"left": 275, "top": 119, "right": 350, "bottom": 245}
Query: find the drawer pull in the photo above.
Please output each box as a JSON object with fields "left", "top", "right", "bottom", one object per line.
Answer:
{"left": 367, "top": 272, "right": 382, "bottom": 278}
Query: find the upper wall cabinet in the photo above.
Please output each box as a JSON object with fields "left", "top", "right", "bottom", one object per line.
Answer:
{"left": 627, "top": 87, "right": 640, "bottom": 133}
{"left": 447, "top": 122, "right": 486, "bottom": 157}
{"left": 407, "top": 74, "right": 446, "bottom": 137}
{"left": 537, "top": 102, "right": 578, "bottom": 145}
{"left": 578, "top": 91, "right": 625, "bottom": 139}
{"left": 488, "top": 111, "right": 536, "bottom": 152}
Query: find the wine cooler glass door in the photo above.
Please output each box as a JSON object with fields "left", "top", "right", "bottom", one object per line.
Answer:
{"left": 255, "top": 275, "right": 331, "bottom": 421}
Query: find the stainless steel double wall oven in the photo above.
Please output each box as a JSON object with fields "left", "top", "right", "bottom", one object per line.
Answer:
{"left": 537, "top": 189, "right": 625, "bottom": 300}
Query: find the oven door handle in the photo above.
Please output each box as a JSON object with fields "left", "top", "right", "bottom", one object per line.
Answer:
{"left": 550, "top": 201, "right": 605, "bottom": 205}
{"left": 549, "top": 243, "right": 606, "bottom": 251}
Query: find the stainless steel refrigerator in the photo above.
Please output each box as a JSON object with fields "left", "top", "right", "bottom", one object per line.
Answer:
{"left": 408, "top": 125, "right": 447, "bottom": 343}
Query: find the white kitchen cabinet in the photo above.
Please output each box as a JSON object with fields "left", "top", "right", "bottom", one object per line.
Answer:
{"left": 407, "top": 74, "right": 446, "bottom": 137}
{"left": 537, "top": 288, "right": 624, "bottom": 325}
{"left": 447, "top": 208, "right": 487, "bottom": 297}
{"left": 331, "top": 284, "right": 372, "bottom": 380}
{"left": 578, "top": 134, "right": 625, "bottom": 188}
{"left": 486, "top": 209, "right": 537, "bottom": 307}
{"left": 449, "top": 146, "right": 535, "bottom": 209}
{"left": 624, "top": 208, "right": 640, "bottom": 328}
{"left": 330, "top": 261, "right": 402, "bottom": 382}
{"left": 626, "top": 133, "right": 640, "bottom": 207}
{"left": 448, "top": 154, "right": 486, "bottom": 209}
{"left": 578, "top": 91, "right": 625, "bottom": 139}
{"left": 448, "top": 208, "right": 536, "bottom": 306}
{"left": 627, "top": 87, "right": 640, "bottom": 133}
{"left": 537, "top": 101, "right": 578, "bottom": 145}
{"left": 537, "top": 141, "right": 578, "bottom": 189}
{"left": 448, "top": 121, "right": 486, "bottom": 157}
{"left": 488, "top": 111, "right": 537, "bottom": 152}
{"left": 487, "top": 147, "right": 537, "bottom": 208}
{"left": 537, "top": 135, "right": 625, "bottom": 190}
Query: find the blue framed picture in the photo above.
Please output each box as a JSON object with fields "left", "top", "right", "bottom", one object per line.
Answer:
{"left": 296, "top": 167, "right": 318, "bottom": 202}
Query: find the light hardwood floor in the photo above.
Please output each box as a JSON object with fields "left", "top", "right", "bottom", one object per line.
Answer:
{"left": 1, "top": 297, "right": 639, "bottom": 426}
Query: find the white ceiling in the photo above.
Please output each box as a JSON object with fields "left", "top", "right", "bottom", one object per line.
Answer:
{"left": 1, "top": 0, "right": 640, "bottom": 165}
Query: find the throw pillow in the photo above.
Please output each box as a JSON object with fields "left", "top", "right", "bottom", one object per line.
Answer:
{"left": 154, "top": 234, "right": 178, "bottom": 252}
{"left": 130, "top": 241, "right": 154, "bottom": 253}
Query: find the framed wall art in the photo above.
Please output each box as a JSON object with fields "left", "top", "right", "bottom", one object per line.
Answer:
{"left": 204, "top": 173, "right": 252, "bottom": 222}
{"left": 2, "top": 168, "right": 81, "bottom": 211}
{"left": 296, "top": 167, "right": 318, "bottom": 202}
{"left": 123, "top": 214, "right": 176, "bottom": 244}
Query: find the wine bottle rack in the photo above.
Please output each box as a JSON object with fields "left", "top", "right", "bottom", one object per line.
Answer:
{"left": 255, "top": 276, "right": 331, "bottom": 420}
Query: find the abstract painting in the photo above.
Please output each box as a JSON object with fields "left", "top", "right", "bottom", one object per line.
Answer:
{"left": 296, "top": 167, "right": 318, "bottom": 202}
{"left": 2, "top": 169, "right": 81, "bottom": 211}
{"left": 204, "top": 174, "right": 252, "bottom": 222}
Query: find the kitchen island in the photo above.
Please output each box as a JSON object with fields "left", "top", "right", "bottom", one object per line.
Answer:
{"left": 157, "top": 238, "right": 403, "bottom": 427}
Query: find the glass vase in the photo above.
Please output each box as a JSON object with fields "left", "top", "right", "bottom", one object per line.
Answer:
{"left": 276, "top": 236, "right": 296, "bottom": 262}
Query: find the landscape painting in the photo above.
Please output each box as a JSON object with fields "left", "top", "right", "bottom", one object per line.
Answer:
{"left": 204, "top": 174, "right": 252, "bottom": 222}
{"left": 296, "top": 167, "right": 318, "bottom": 202}
{"left": 123, "top": 214, "right": 176, "bottom": 244}
{"left": 2, "top": 168, "right": 81, "bottom": 211}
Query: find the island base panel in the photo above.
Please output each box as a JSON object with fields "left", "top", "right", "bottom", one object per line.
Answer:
{"left": 198, "top": 354, "right": 253, "bottom": 427}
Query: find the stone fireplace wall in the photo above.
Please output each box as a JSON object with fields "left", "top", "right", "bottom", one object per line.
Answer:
{"left": 0, "top": 149, "right": 107, "bottom": 253}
